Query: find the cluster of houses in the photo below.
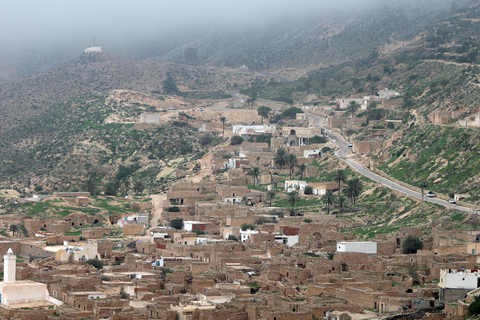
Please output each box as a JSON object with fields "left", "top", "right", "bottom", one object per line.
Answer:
{"left": 2, "top": 103, "right": 480, "bottom": 320}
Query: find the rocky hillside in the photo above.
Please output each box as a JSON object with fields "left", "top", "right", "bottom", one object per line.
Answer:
{"left": 0, "top": 92, "right": 214, "bottom": 193}
{"left": 0, "top": 52, "right": 253, "bottom": 133}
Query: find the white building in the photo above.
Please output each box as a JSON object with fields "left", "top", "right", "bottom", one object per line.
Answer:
{"left": 0, "top": 248, "right": 63, "bottom": 306}
{"left": 336, "top": 241, "right": 377, "bottom": 254}
{"left": 117, "top": 214, "right": 148, "bottom": 227}
{"left": 303, "top": 149, "right": 322, "bottom": 158}
{"left": 84, "top": 46, "right": 102, "bottom": 53}
{"left": 378, "top": 88, "right": 400, "bottom": 100}
{"left": 240, "top": 229, "right": 258, "bottom": 242}
{"left": 439, "top": 269, "right": 479, "bottom": 289}
{"left": 284, "top": 180, "right": 307, "bottom": 193}
{"left": 232, "top": 125, "right": 276, "bottom": 136}
{"left": 224, "top": 197, "right": 242, "bottom": 204}
{"left": 274, "top": 234, "right": 299, "bottom": 247}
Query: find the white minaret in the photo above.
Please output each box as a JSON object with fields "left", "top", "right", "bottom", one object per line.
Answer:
{"left": 4, "top": 248, "right": 16, "bottom": 282}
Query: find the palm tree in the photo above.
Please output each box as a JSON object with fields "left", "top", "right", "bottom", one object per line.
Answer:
{"left": 345, "top": 177, "right": 363, "bottom": 204}
{"left": 420, "top": 181, "right": 427, "bottom": 201}
{"left": 267, "top": 190, "right": 275, "bottom": 206}
{"left": 298, "top": 164, "right": 307, "bottom": 180}
{"left": 334, "top": 169, "right": 346, "bottom": 195}
{"left": 348, "top": 101, "right": 359, "bottom": 117}
{"left": 9, "top": 224, "right": 18, "bottom": 237}
{"left": 322, "top": 191, "right": 335, "bottom": 215}
{"left": 275, "top": 148, "right": 288, "bottom": 168}
{"left": 220, "top": 116, "right": 226, "bottom": 136}
{"left": 287, "top": 191, "right": 299, "bottom": 216}
{"left": 287, "top": 154, "right": 298, "bottom": 179}
{"left": 338, "top": 195, "right": 347, "bottom": 212}
{"left": 248, "top": 167, "right": 261, "bottom": 187}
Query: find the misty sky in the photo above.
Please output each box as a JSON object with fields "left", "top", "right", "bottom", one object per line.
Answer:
{"left": 0, "top": 0, "right": 385, "bottom": 48}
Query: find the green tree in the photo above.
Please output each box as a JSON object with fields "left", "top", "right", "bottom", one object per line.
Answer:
{"left": 348, "top": 101, "right": 359, "bottom": 117}
{"left": 287, "top": 191, "right": 299, "bottom": 216}
{"left": 267, "top": 190, "right": 275, "bottom": 206}
{"left": 227, "top": 234, "right": 239, "bottom": 241}
{"left": 344, "top": 177, "right": 363, "bottom": 204}
{"left": 334, "top": 169, "right": 346, "bottom": 195}
{"left": 322, "top": 190, "right": 335, "bottom": 215}
{"left": 241, "top": 223, "right": 255, "bottom": 231}
{"left": 257, "top": 106, "right": 271, "bottom": 124}
{"left": 281, "top": 107, "right": 304, "bottom": 119}
{"left": 287, "top": 154, "right": 297, "bottom": 179}
{"left": 162, "top": 72, "right": 178, "bottom": 94}
{"left": 133, "top": 180, "right": 144, "bottom": 195}
{"left": 220, "top": 116, "right": 226, "bottom": 136}
{"left": 402, "top": 236, "right": 424, "bottom": 254}
{"left": 104, "top": 180, "right": 118, "bottom": 196}
{"left": 230, "top": 135, "right": 243, "bottom": 145}
{"left": 298, "top": 164, "right": 307, "bottom": 180}
{"left": 304, "top": 185, "right": 313, "bottom": 195}
{"left": 248, "top": 167, "right": 261, "bottom": 187}
{"left": 274, "top": 148, "right": 288, "bottom": 168}
{"left": 9, "top": 224, "right": 18, "bottom": 237}
{"left": 86, "top": 258, "right": 104, "bottom": 270}
{"left": 469, "top": 296, "right": 480, "bottom": 315}
{"left": 84, "top": 176, "right": 98, "bottom": 196}
{"left": 170, "top": 218, "right": 184, "bottom": 230}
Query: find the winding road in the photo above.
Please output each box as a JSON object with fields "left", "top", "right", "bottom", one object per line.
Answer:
{"left": 306, "top": 112, "right": 472, "bottom": 213}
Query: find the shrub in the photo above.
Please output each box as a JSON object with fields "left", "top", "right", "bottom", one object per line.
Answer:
{"left": 281, "top": 107, "right": 304, "bottom": 119}
{"left": 167, "top": 206, "right": 180, "bottom": 212}
{"left": 227, "top": 234, "right": 239, "bottom": 241}
{"left": 199, "top": 135, "right": 212, "bottom": 146}
{"left": 86, "top": 258, "right": 104, "bottom": 270}
{"left": 241, "top": 223, "right": 255, "bottom": 231}
{"left": 469, "top": 296, "right": 480, "bottom": 315}
{"left": 230, "top": 136, "right": 243, "bottom": 145}
{"left": 304, "top": 186, "right": 313, "bottom": 195}
{"left": 170, "top": 218, "right": 184, "bottom": 230}
{"left": 304, "top": 218, "right": 312, "bottom": 223}
{"left": 310, "top": 135, "right": 327, "bottom": 144}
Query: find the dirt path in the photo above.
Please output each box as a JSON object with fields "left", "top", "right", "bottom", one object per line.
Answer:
{"left": 150, "top": 193, "right": 167, "bottom": 230}
{"left": 186, "top": 138, "right": 231, "bottom": 183}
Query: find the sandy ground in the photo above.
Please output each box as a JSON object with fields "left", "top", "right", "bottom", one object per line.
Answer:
{"left": 150, "top": 193, "right": 167, "bottom": 231}
{"left": 347, "top": 310, "right": 378, "bottom": 320}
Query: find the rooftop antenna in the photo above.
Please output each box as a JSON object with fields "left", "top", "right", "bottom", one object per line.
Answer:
{"left": 91, "top": 30, "right": 96, "bottom": 47}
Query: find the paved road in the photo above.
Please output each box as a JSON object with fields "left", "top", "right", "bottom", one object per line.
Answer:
{"left": 306, "top": 112, "right": 472, "bottom": 213}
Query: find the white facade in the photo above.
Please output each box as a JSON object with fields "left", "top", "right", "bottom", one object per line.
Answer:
{"left": 240, "top": 229, "right": 258, "bottom": 242}
{"left": 224, "top": 197, "right": 242, "bottom": 204}
{"left": 4, "top": 248, "right": 16, "bottom": 282}
{"left": 378, "top": 88, "right": 400, "bottom": 99}
{"left": 84, "top": 46, "right": 102, "bottom": 53}
{"left": 303, "top": 149, "right": 322, "bottom": 158}
{"left": 336, "top": 241, "right": 377, "bottom": 254}
{"left": 183, "top": 221, "right": 205, "bottom": 232}
{"left": 274, "top": 235, "right": 299, "bottom": 247}
{"left": 232, "top": 125, "right": 276, "bottom": 136}
{"left": 284, "top": 180, "right": 307, "bottom": 193}
{"left": 439, "top": 269, "right": 479, "bottom": 289}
